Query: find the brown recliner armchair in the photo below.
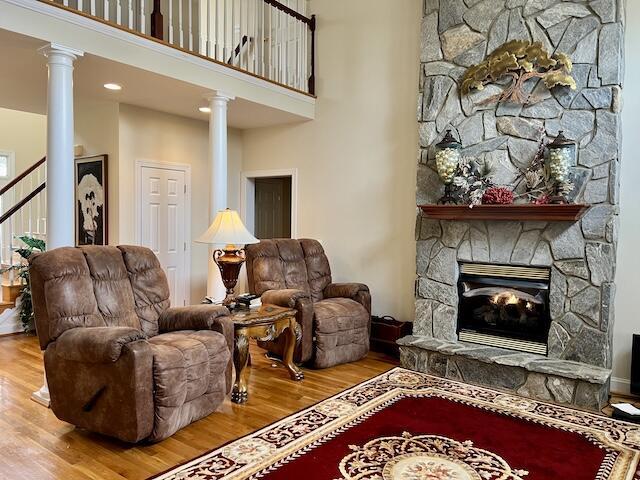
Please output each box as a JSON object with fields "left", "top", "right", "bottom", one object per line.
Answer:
{"left": 245, "top": 239, "right": 371, "bottom": 368}
{"left": 29, "top": 245, "right": 233, "bottom": 443}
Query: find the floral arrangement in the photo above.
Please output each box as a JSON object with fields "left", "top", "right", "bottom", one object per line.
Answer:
{"left": 444, "top": 157, "right": 494, "bottom": 206}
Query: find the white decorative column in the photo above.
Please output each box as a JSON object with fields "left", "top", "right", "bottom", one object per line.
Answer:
{"left": 206, "top": 92, "right": 235, "bottom": 300}
{"left": 32, "top": 43, "right": 83, "bottom": 407}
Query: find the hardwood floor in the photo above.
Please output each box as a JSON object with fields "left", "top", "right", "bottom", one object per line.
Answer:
{"left": 0, "top": 334, "right": 397, "bottom": 480}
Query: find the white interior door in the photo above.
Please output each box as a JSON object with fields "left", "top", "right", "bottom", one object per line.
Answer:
{"left": 139, "top": 164, "right": 189, "bottom": 307}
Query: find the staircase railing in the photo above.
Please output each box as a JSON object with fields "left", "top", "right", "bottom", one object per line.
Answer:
{"left": 43, "top": 0, "right": 316, "bottom": 95}
{"left": 0, "top": 157, "right": 47, "bottom": 284}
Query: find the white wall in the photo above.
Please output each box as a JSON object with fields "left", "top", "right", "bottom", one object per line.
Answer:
{"left": 117, "top": 104, "right": 243, "bottom": 303}
{"left": 612, "top": 1, "right": 639, "bottom": 393}
{"left": 74, "top": 97, "right": 121, "bottom": 243}
{"left": 0, "top": 107, "right": 46, "bottom": 174}
{"left": 240, "top": 0, "right": 421, "bottom": 320}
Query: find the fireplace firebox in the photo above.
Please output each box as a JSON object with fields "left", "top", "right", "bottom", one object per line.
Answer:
{"left": 457, "top": 263, "right": 551, "bottom": 355}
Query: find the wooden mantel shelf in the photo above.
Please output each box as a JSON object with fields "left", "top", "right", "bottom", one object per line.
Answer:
{"left": 418, "top": 204, "right": 590, "bottom": 222}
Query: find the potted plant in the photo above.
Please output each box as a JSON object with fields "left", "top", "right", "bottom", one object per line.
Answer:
{"left": 0, "top": 236, "right": 45, "bottom": 332}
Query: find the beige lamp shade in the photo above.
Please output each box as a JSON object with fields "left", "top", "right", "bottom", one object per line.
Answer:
{"left": 195, "top": 209, "right": 259, "bottom": 247}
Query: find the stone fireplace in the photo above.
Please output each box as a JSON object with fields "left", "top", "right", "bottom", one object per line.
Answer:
{"left": 399, "top": 0, "right": 624, "bottom": 410}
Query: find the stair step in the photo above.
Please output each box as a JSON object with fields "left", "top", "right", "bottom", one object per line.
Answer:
{"left": 0, "top": 301, "right": 15, "bottom": 315}
{"left": 1, "top": 284, "right": 23, "bottom": 303}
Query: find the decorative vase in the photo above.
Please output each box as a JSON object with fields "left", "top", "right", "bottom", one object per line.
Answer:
{"left": 547, "top": 130, "right": 575, "bottom": 184}
{"left": 435, "top": 130, "right": 462, "bottom": 185}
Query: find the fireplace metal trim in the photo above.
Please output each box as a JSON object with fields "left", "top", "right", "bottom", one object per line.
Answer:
{"left": 457, "top": 262, "right": 551, "bottom": 356}
{"left": 458, "top": 331, "right": 548, "bottom": 355}
{"left": 460, "top": 263, "right": 550, "bottom": 281}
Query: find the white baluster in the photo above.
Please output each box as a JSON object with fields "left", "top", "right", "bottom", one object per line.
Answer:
{"left": 252, "top": 0, "right": 258, "bottom": 74}
{"left": 128, "top": 0, "right": 134, "bottom": 28}
{"left": 116, "top": 0, "right": 122, "bottom": 25}
{"left": 168, "top": 0, "right": 174, "bottom": 44}
{"left": 178, "top": 0, "right": 184, "bottom": 47}
{"left": 188, "top": 0, "right": 193, "bottom": 51}
{"left": 28, "top": 176, "right": 33, "bottom": 237}
{"left": 139, "top": 0, "right": 146, "bottom": 34}
{"left": 223, "top": 0, "right": 228, "bottom": 62}
{"left": 8, "top": 217, "right": 13, "bottom": 285}
{"left": 90, "top": 0, "right": 96, "bottom": 15}
{"left": 231, "top": 0, "right": 236, "bottom": 64}
{"left": 268, "top": 4, "right": 272, "bottom": 80}
{"left": 103, "top": 0, "right": 109, "bottom": 21}
{"left": 63, "top": 0, "right": 69, "bottom": 6}
{"left": 77, "top": 0, "right": 84, "bottom": 12}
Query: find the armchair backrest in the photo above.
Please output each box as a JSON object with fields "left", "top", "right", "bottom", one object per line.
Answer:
{"left": 245, "top": 239, "right": 332, "bottom": 302}
{"left": 29, "top": 245, "right": 170, "bottom": 350}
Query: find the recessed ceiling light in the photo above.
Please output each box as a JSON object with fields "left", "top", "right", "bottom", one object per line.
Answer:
{"left": 103, "top": 83, "right": 122, "bottom": 91}
{"left": 198, "top": 106, "right": 211, "bottom": 113}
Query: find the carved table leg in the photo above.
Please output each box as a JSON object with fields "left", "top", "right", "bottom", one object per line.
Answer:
{"left": 283, "top": 317, "right": 304, "bottom": 381}
{"left": 232, "top": 332, "right": 250, "bottom": 403}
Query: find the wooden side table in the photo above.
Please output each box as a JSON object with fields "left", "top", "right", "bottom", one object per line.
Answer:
{"left": 229, "top": 304, "right": 304, "bottom": 404}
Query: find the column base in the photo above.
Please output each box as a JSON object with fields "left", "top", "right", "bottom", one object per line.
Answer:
{"left": 31, "top": 385, "right": 51, "bottom": 408}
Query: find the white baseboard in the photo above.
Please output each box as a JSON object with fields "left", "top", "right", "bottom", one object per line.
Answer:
{"left": 611, "top": 376, "right": 633, "bottom": 396}
{"left": 0, "top": 307, "right": 20, "bottom": 335}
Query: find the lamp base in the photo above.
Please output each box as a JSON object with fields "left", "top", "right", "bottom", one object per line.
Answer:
{"left": 213, "top": 245, "right": 246, "bottom": 307}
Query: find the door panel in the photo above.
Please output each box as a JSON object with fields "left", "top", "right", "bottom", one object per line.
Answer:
{"left": 254, "top": 177, "right": 292, "bottom": 239}
{"left": 140, "top": 166, "right": 188, "bottom": 306}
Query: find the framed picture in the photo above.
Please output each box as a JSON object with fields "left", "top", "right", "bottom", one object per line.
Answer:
{"left": 74, "top": 154, "right": 108, "bottom": 246}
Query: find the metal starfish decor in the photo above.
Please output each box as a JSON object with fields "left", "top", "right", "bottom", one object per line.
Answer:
{"left": 460, "top": 40, "right": 576, "bottom": 106}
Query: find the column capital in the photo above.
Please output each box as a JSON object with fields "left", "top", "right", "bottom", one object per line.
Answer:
{"left": 205, "top": 91, "right": 236, "bottom": 103}
{"left": 38, "top": 43, "right": 84, "bottom": 63}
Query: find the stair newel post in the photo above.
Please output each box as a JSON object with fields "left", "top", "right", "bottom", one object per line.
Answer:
{"left": 308, "top": 14, "right": 315, "bottom": 95}
{"left": 151, "top": 0, "right": 164, "bottom": 40}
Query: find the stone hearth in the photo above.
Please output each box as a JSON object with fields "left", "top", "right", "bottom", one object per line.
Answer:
{"left": 398, "top": 336, "right": 610, "bottom": 409}
{"left": 401, "top": 0, "right": 624, "bottom": 410}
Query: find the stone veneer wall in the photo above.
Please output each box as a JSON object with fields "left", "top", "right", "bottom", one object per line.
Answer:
{"left": 414, "top": 0, "right": 624, "bottom": 371}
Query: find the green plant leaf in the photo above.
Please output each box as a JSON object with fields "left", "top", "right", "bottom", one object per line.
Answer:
{"left": 17, "top": 236, "right": 46, "bottom": 251}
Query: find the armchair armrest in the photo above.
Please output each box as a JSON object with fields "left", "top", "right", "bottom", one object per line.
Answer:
{"left": 324, "top": 283, "right": 371, "bottom": 316}
{"left": 159, "top": 305, "right": 234, "bottom": 364}
{"left": 159, "top": 305, "right": 230, "bottom": 332}
{"left": 261, "top": 289, "right": 310, "bottom": 308}
{"left": 324, "top": 283, "right": 369, "bottom": 300}
{"left": 55, "top": 327, "right": 146, "bottom": 364}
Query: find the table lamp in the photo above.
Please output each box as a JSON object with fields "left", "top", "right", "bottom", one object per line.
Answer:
{"left": 196, "top": 209, "right": 259, "bottom": 305}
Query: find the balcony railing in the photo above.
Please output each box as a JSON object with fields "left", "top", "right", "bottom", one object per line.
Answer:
{"left": 44, "top": 0, "right": 316, "bottom": 95}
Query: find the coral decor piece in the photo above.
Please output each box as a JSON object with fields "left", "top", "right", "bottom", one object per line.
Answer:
{"left": 482, "top": 186, "right": 515, "bottom": 205}
{"left": 151, "top": 368, "right": 640, "bottom": 480}
{"left": 460, "top": 40, "right": 576, "bottom": 105}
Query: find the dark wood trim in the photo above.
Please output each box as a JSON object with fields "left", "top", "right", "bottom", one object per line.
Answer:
{"left": 308, "top": 14, "right": 316, "bottom": 95}
{"left": 0, "top": 157, "right": 46, "bottom": 197}
{"left": 228, "top": 35, "right": 249, "bottom": 64}
{"left": 0, "top": 183, "right": 46, "bottom": 226}
{"left": 418, "top": 204, "right": 590, "bottom": 222}
{"left": 262, "top": 0, "right": 313, "bottom": 24}
{"left": 37, "top": 0, "right": 316, "bottom": 99}
{"left": 150, "top": 0, "right": 164, "bottom": 40}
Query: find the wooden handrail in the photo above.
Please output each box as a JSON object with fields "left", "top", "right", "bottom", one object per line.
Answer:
{"left": 0, "top": 157, "right": 46, "bottom": 197}
{"left": 0, "top": 183, "right": 46, "bottom": 226}
{"left": 228, "top": 35, "right": 250, "bottom": 64}
{"left": 263, "top": 0, "right": 313, "bottom": 25}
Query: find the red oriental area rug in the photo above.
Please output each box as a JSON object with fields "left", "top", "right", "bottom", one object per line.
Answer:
{"left": 152, "top": 367, "right": 640, "bottom": 479}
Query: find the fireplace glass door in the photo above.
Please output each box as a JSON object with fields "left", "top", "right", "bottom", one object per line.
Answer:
{"left": 457, "top": 263, "right": 551, "bottom": 354}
